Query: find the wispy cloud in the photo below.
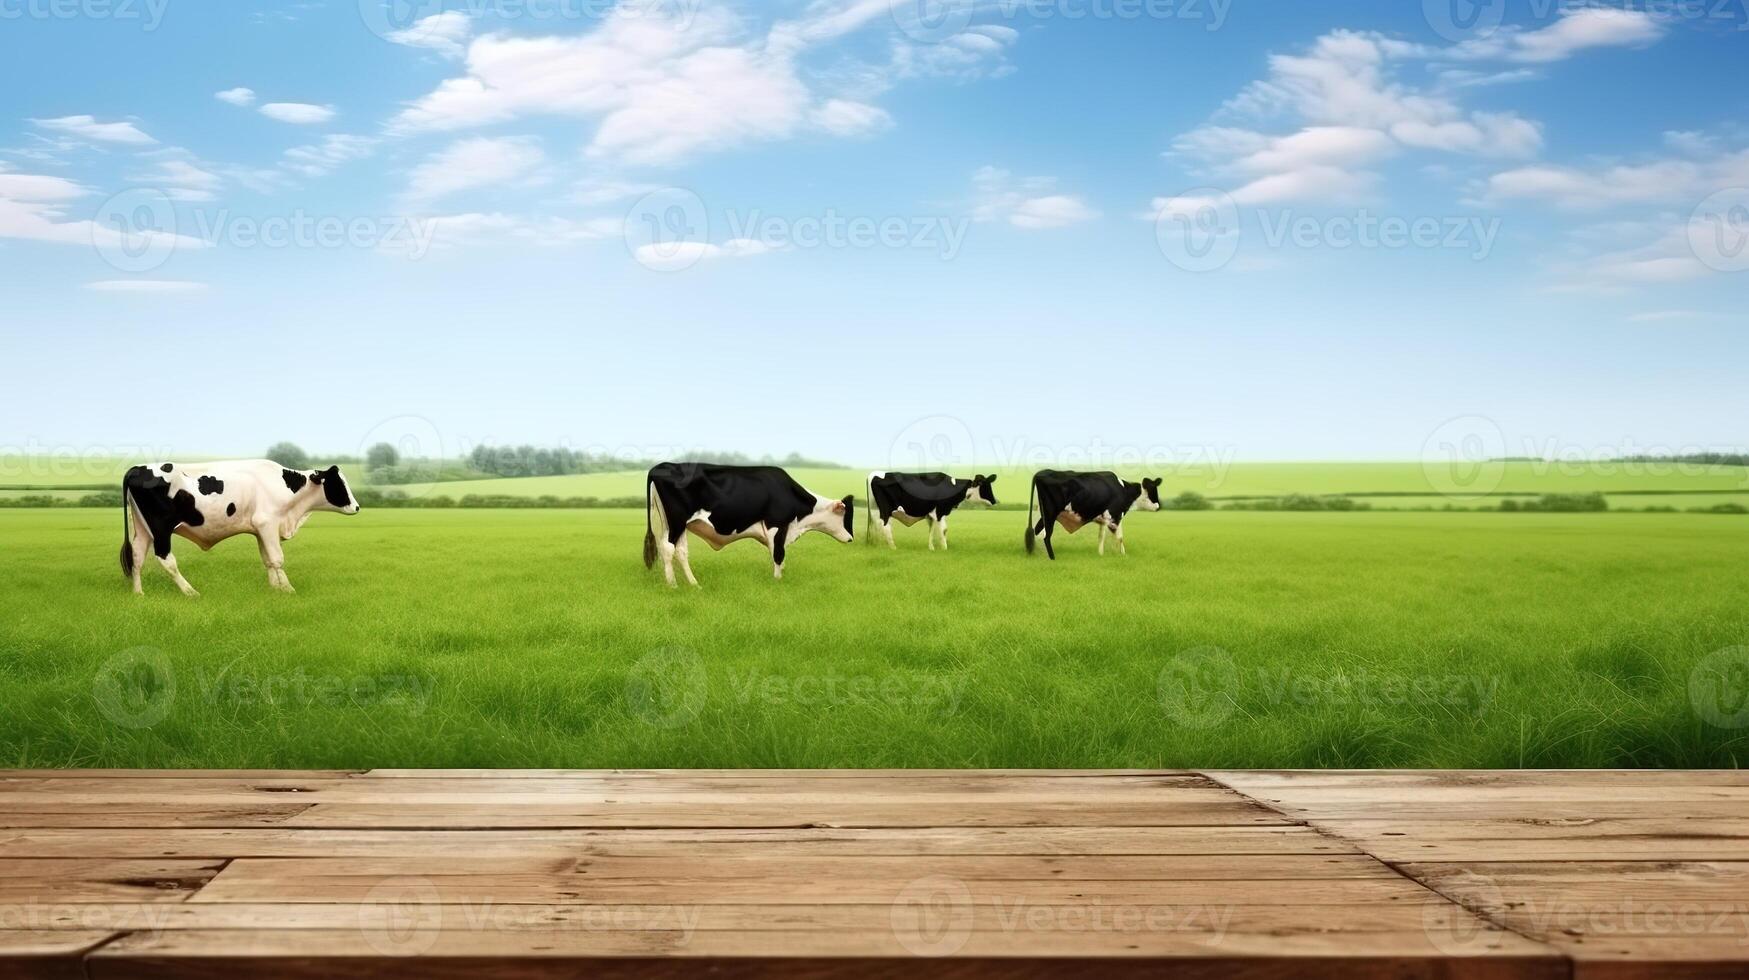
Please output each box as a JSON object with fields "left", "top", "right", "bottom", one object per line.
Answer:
{"left": 32, "top": 115, "right": 155, "bottom": 145}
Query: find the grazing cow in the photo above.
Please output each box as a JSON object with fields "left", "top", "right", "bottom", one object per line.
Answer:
{"left": 1024, "top": 470, "right": 1162, "bottom": 560}
{"left": 865, "top": 471, "right": 997, "bottom": 550}
{"left": 120, "top": 460, "right": 361, "bottom": 596}
{"left": 644, "top": 463, "right": 853, "bottom": 586}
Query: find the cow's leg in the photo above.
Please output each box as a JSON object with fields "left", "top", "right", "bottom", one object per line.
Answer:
{"left": 155, "top": 548, "right": 199, "bottom": 597}
{"left": 1041, "top": 515, "right": 1057, "bottom": 561}
{"left": 657, "top": 531, "right": 678, "bottom": 588}
{"left": 256, "top": 534, "right": 293, "bottom": 592}
{"left": 675, "top": 534, "right": 700, "bottom": 588}
{"left": 926, "top": 516, "right": 937, "bottom": 551}
{"left": 882, "top": 518, "right": 896, "bottom": 549}
{"left": 1098, "top": 521, "right": 1107, "bottom": 556}
{"left": 770, "top": 527, "right": 787, "bottom": 580}
{"left": 127, "top": 512, "right": 151, "bottom": 596}
{"left": 1116, "top": 521, "right": 1127, "bottom": 556}
{"left": 938, "top": 515, "right": 949, "bottom": 550}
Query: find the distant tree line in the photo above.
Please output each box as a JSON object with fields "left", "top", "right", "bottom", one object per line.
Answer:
{"left": 464, "top": 445, "right": 845, "bottom": 477}
{"left": 1620, "top": 453, "right": 1749, "bottom": 467}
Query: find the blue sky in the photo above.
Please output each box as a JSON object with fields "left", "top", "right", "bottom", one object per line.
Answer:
{"left": 1, "top": 0, "right": 1745, "bottom": 466}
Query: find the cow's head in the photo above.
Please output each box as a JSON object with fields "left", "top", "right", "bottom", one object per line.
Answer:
{"left": 1136, "top": 477, "right": 1163, "bottom": 511}
{"left": 308, "top": 465, "right": 362, "bottom": 515}
{"left": 964, "top": 474, "right": 999, "bottom": 507}
{"left": 804, "top": 494, "right": 855, "bottom": 543}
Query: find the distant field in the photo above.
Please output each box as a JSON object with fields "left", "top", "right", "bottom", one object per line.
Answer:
{"left": 386, "top": 461, "right": 1749, "bottom": 508}
{"left": 1, "top": 507, "right": 1743, "bottom": 769}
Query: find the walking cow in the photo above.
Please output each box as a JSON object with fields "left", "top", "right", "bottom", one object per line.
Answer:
{"left": 120, "top": 460, "right": 361, "bottom": 596}
{"left": 644, "top": 463, "right": 854, "bottom": 586}
{"left": 1024, "top": 470, "right": 1161, "bottom": 560}
{"left": 865, "top": 471, "right": 997, "bottom": 550}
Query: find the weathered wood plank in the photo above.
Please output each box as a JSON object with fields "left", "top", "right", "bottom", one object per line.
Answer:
{"left": 360, "top": 769, "right": 1194, "bottom": 778}
{"left": 0, "top": 930, "right": 117, "bottom": 980}
{"left": 281, "top": 801, "right": 1286, "bottom": 829}
{"left": 1308, "top": 818, "right": 1749, "bottom": 862}
{"left": 1211, "top": 771, "right": 1749, "bottom": 788}
{"left": 0, "top": 774, "right": 1218, "bottom": 797}
{"left": 0, "top": 805, "right": 308, "bottom": 829}
{"left": 0, "top": 826, "right": 1354, "bottom": 859}
{"left": 189, "top": 872, "right": 1438, "bottom": 907}
{"left": 0, "top": 860, "right": 222, "bottom": 903}
{"left": 84, "top": 924, "right": 1561, "bottom": 960}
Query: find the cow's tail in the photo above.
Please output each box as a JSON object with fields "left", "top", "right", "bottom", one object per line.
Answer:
{"left": 1024, "top": 475, "right": 1038, "bottom": 554}
{"left": 119, "top": 485, "right": 136, "bottom": 577}
{"left": 643, "top": 471, "right": 658, "bottom": 569}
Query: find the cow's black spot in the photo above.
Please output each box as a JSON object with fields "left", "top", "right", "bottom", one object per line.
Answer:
{"left": 283, "top": 469, "right": 307, "bottom": 492}
{"left": 159, "top": 463, "right": 173, "bottom": 473}
{"left": 197, "top": 476, "right": 225, "bottom": 495}
{"left": 226, "top": 503, "right": 236, "bottom": 517}
{"left": 319, "top": 466, "right": 351, "bottom": 508}
{"left": 171, "top": 490, "right": 205, "bottom": 527}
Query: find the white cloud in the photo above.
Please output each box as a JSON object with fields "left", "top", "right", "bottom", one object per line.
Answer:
{"left": 1626, "top": 310, "right": 1712, "bottom": 323}
{"left": 632, "top": 237, "right": 771, "bottom": 271}
{"left": 85, "top": 280, "right": 207, "bottom": 293}
{"left": 392, "top": 1, "right": 1011, "bottom": 166}
{"left": 1157, "top": 21, "right": 1612, "bottom": 213}
{"left": 282, "top": 134, "right": 377, "bottom": 178}
{"left": 1483, "top": 149, "right": 1749, "bottom": 209}
{"left": 134, "top": 156, "right": 223, "bottom": 202}
{"left": 32, "top": 115, "right": 155, "bottom": 145}
{"left": 810, "top": 99, "right": 892, "bottom": 137}
{"left": 0, "top": 171, "right": 206, "bottom": 253}
{"left": 972, "top": 167, "right": 1099, "bottom": 229}
{"left": 386, "top": 10, "right": 472, "bottom": 58}
{"left": 1444, "top": 8, "right": 1664, "bottom": 64}
{"left": 1229, "top": 126, "right": 1397, "bottom": 175}
{"left": 570, "top": 177, "right": 663, "bottom": 207}
{"left": 259, "top": 102, "right": 336, "bottom": 125}
{"left": 404, "top": 136, "right": 546, "bottom": 203}
{"left": 399, "top": 212, "right": 625, "bottom": 253}
{"left": 214, "top": 87, "right": 256, "bottom": 107}
{"left": 1008, "top": 194, "right": 1100, "bottom": 229}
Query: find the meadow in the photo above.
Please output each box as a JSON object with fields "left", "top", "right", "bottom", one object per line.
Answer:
{"left": 1, "top": 505, "right": 1744, "bottom": 770}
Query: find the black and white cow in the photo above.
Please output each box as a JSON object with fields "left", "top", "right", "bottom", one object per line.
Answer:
{"left": 644, "top": 463, "right": 853, "bottom": 586}
{"left": 865, "top": 471, "right": 997, "bottom": 550}
{"left": 1024, "top": 470, "right": 1162, "bottom": 560}
{"left": 120, "top": 460, "right": 361, "bottom": 596}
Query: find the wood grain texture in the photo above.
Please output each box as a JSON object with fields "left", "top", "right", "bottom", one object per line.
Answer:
{"left": 1, "top": 769, "right": 1742, "bottom": 980}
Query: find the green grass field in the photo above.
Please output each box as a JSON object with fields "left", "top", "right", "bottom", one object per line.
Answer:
{"left": 2, "top": 506, "right": 1743, "bottom": 769}
{"left": 379, "top": 461, "right": 1749, "bottom": 512}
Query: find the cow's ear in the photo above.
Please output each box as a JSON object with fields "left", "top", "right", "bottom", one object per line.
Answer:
{"left": 985, "top": 475, "right": 998, "bottom": 484}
